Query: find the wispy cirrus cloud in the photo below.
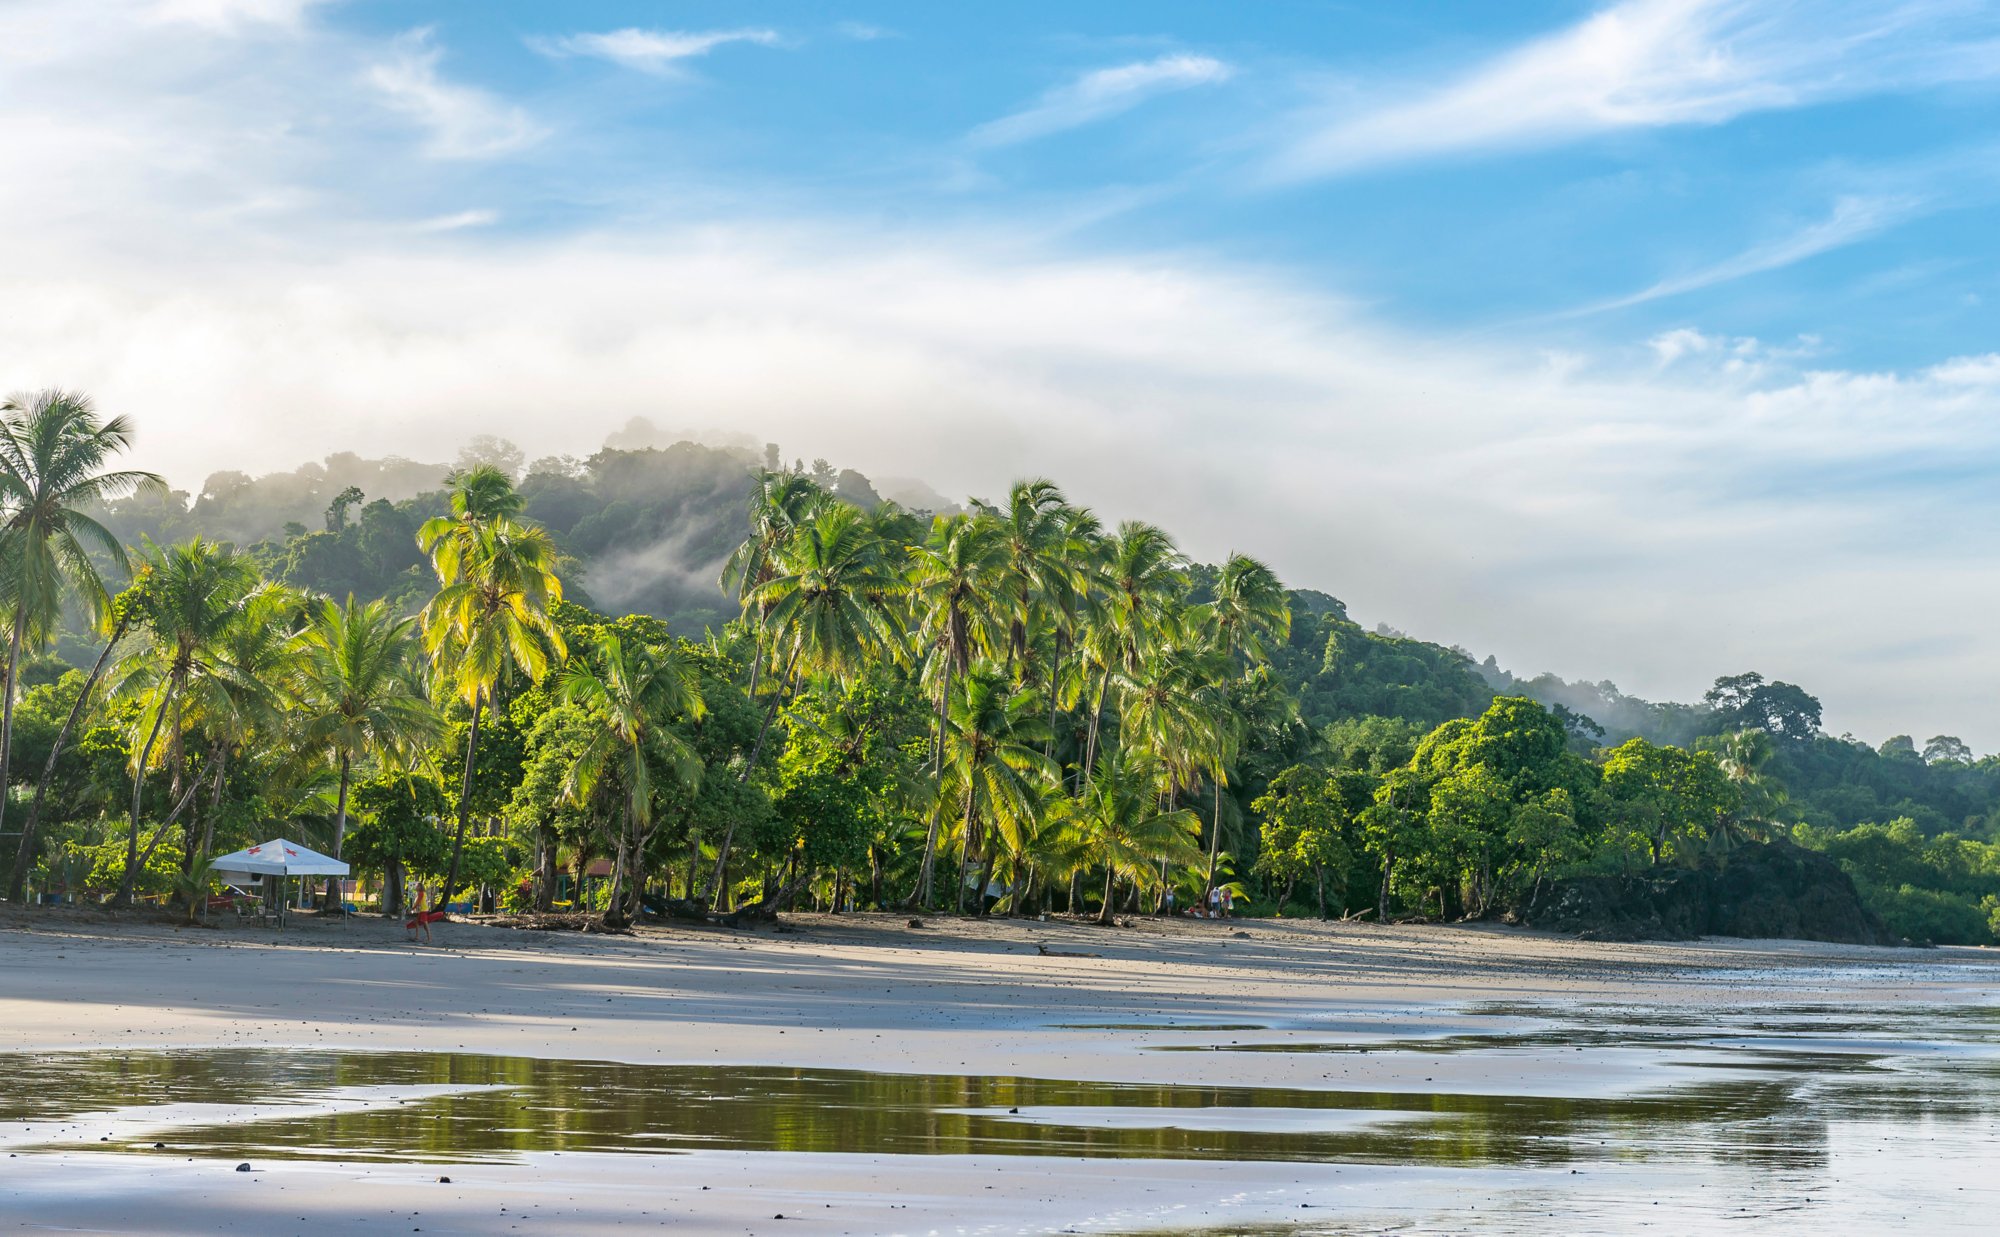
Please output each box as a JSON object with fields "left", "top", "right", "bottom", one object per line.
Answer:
{"left": 1271, "top": 0, "right": 2000, "bottom": 180}
{"left": 367, "top": 29, "right": 544, "bottom": 158}
{"left": 970, "top": 54, "right": 1233, "bottom": 148}
{"left": 1566, "top": 193, "right": 1926, "bottom": 317}
{"left": 534, "top": 27, "right": 779, "bottom": 74}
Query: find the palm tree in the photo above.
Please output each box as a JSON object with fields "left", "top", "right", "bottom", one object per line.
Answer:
{"left": 294, "top": 595, "right": 443, "bottom": 909}
{"left": 935, "top": 662, "right": 1054, "bottom": 913}
{"left": 1069, "top": 747, "right": 1202, "bottom": 925}
{"left": 710, "top": 503, "right": 904, "bottom": 907}
{"left": 903, "top": 513, "right": 1007, "bottom": 898}
{"left": 6, "top": 577, "right": 145, "bottom": 902}
{"left": 1081, "top": 521, "right": 1185, "bottom": 776}
{"left": 419, "top": 466, "right": 566, "bottom": 912}
{"left": 109, "top": 539, "right": 263, "bottom": 905}
{"left": 1202, "top": 553, "right": 1290, "bottom": 667}
{"left": 0, "top": 390, "right": 161, "bottom": 889}
{"left": 987, "top": 479, "right": 1071, "bottom": 680}
{"left": 1715, "top": 728, "right": 1786, "bottom": 849}
{"left": 1191, "top": 555, "right": 1288, "bottom": 904}
{"left": 720, "top": 469, "right": 831, "bottom": 703}
{"left": 559, "top": 631, "right": 705, "bottom": 926}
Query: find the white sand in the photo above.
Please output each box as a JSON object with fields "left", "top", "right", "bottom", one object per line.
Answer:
{"left": 1, "top": 910, "right": 1994, "bottom": 1234}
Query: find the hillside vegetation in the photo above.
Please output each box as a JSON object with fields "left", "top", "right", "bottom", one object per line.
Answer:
{"left": 6, "top": 404, "right": 1994, "bottom": 944}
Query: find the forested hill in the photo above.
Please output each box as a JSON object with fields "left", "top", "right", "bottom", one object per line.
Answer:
{"left": 94, "top": 431, "right": 2000, "bottom": 853}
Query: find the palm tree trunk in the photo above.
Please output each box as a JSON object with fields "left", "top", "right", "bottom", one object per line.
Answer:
{"left": 909, "top": 801, "right": 943, "bottom": 910}
{"left": 1097, "top": 865, "right": 1117, "bottom": 926}
{"left": 0, "top": 605, "right": 30, "bottom": 857}
{"left": 703, "top": 651, "right": 799, "bottom": 909}
{"left": 322, "top": 753, "right": 351, "bottom": 911}
{"left": 953, "top": 778, "right": 975, "bottom": 914}
{"left": 436, "top": 695, "right": 484, "bottom": 913}
{"left": 113, "top": 685, "right": 175, "bottom": 906}
{"left": 1202, "top": 779, "right": 1223, "bottom": 910}
{"left": 974, "top": 847, "right": 999, "bottom": 918}
{"left": 1083, "top": 666, "right": 1111, "bottom": 780}
{"left": 932, "top": 656, "right": 952, "bottom": 775}
{"left": 197, "top": 746, "right": 227, "bottom": 861}
{"left": 7, "top": 613, "right": 127, "bottom": 902}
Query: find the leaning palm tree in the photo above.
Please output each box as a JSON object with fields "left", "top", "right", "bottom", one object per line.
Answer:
{"left": 419, "top": 466, "right": 566, "bottom": 912}
{"left": 559, "top": 631, "right": 705, "bottom": 925}
{"left": 7, "top": 575, "right": 147, "bottom": 902}
{"left": 934, "top": 662, "right": 1055, "bottom": 914}
{"left": 293, "top": 595, "right": 443, "bottom": 909}
{"left": 0, "top": 390, "right": 161, "bottom": 888}
{"left": 1068, "top": 747, "right": 1202, "bottom": 925}
{"left": 109, "top": 539, "right": 263, "bottom": 906}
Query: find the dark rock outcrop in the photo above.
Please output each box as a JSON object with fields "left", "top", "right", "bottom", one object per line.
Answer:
{"left": 1518, "top": 841, "right": 1896, "bottom": 945}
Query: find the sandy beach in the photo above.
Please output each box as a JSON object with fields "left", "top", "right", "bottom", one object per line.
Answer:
{"left": 2, "top": 911, "right": 1996, "bottom": 1234}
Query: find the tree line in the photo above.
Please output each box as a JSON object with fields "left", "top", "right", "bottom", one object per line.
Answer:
{"left": 1, "top": 388, "right": 1996, "bottom": 943}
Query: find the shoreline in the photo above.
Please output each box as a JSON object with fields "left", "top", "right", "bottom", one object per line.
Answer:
{"left": 3, "top": 912, "right": 1995, "bottom": 1234}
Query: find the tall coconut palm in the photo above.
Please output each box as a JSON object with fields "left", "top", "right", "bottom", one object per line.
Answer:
{"left": 0, "top": 390, "right": 161, "bottom": 891}
{"left": 709, "top": 503, "right": 905, "bottom": 905}
{"left": 193, "top": 582, "right": 306, "bottom": 864}
{"left": 294, "top": 595, "right": 443, "bottom": 909}
{"left": 905, "top": 516, "right": 1006, "bottom": 751}
{"left": 419, "top": 466, "right": 566, "bottom": 912}
{"left": 903, "top": 513, "right": 1008, "bottom": 903}
{"left": 935, "top": 662, "right": 1055, "bottom": 913}
{"left": 1202, "top": 553, "right": 1290, "bottom": 667}
{"left": 720, "top": 470, "right": 831, "bottom": 702}
{"left": 988, "top": 479, "right": 1072, "bottom": 681}
{"left": 559, "top": 631, "right": 705, "bottom": 925}
{"left": 1069, "top": 747, "right": 1202, "bottom": 925}
{"left": 1081, "top": 521, "right": 1185, "bottom": 776}
{"left": 1189, "top": 556, "right": 1287, "bottom": 903}
{"left": 109, "top": 539, "right": 263, "bottom": 905}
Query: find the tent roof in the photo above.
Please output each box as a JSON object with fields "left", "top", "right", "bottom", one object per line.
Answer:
{"left": 211, "top": 838, "right": 349, "bottom": 878}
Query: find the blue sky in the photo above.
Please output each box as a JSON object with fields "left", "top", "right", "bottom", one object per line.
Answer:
{"left": 3, "top": 0, "right": 2000, "bottom": 744}
{"left": 314, "top": 0, "right": 2000, "bottom": 364}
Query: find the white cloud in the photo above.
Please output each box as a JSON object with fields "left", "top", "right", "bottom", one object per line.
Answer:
{"left": 1273, "top": 0, "right": 2000, "bottom": 179}
{"left": 1573, "top": 194, "right": 1925, "bottom": 315}
{"left": 147, "top": 0, "right": 324, "bottom": 29}
{"left": 536, "top": 27, "right": 779, "bottom": 74}
{"left": 5, "top": 0, "right": 2000, "bottom": 746}
{"left": 366, "top": 30, "right": 544, "bottom": 159}
{"left": 970, "top": 54, "right": 1233, "bottom": 147}
{"left": 413, "top": 209, "right": 499, "bottom": 232}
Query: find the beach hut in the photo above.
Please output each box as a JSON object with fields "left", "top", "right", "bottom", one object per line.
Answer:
{"left": 210, "top": 839, "right": 349, "bottom": 925}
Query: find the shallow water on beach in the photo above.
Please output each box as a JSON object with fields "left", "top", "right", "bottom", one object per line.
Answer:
{"left": 4, "top": 998, "right": 1997, "bottom": 1232}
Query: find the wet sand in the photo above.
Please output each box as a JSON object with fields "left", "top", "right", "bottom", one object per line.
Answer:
{"left": 1, "top": 910, "right": 1994, "bottom": 1234}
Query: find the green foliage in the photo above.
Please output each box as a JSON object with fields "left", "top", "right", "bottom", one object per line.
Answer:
{"left": 1794, "top": 817, "right": 2000, "bottom": 944}
{"left": 345, "top": 775, "right": 451, "bottom": 878}
{"left": 1251, "top": 766, "right": 1355, "bottom": 916}
{"left": 65, "top": 836, "right": 182, "bottom": 896}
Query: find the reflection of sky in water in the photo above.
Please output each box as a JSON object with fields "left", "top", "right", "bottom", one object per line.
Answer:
{"left": 4, "top": 998, "right": 1996, "bottom": 1231}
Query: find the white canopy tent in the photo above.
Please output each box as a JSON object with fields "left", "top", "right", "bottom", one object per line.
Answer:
{"left": 211, "top": 839, "right": 349, "bottom": 923}
{"left": 211, "top": 838, "right": 349, "bottom": 880}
